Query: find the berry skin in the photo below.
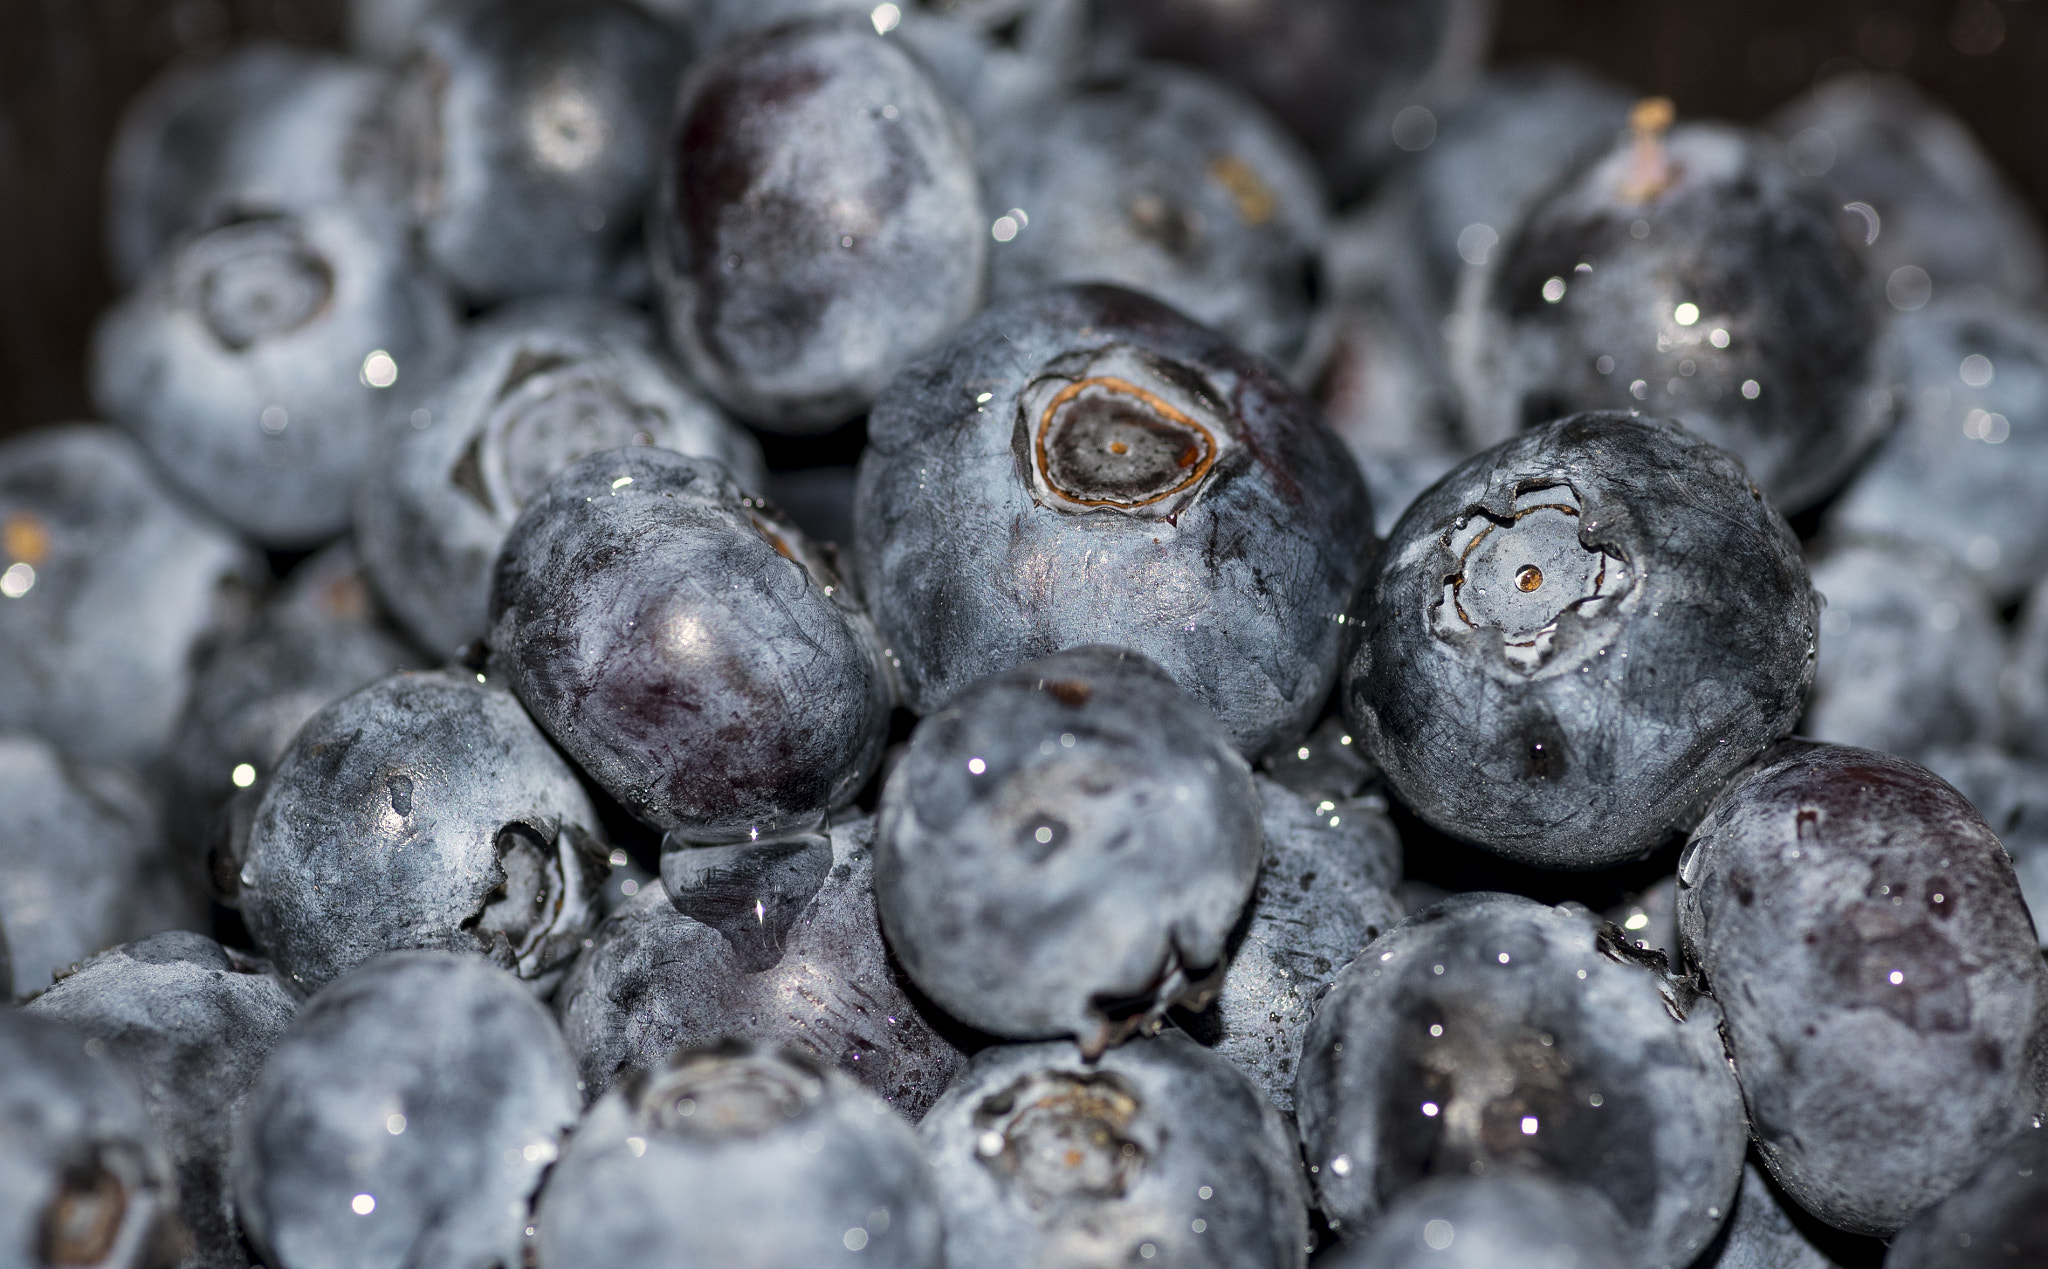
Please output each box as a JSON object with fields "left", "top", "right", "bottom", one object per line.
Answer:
{"left": 555, "top": 816, "right": 964, "bottom": 1119}
{"left": 534, "top": 1041, "right": 945, "bottom": 1269}
{"left": 1342, "top": 411, "right": 1817, "bottom": 868}
{"left": 1677, "top": 740, "right": 2048, "bottom": 1235}
{"left": 920, "top": 1030, "right": 1310, "bottom": 1269}
{"left": 873, "top": 646, "right": 1261, "bottom": 1055}
{"left": 1295, "top": 893, "right": 1747, "bottom": 1269}
{"left": 236, "top": 670, "right": 609, "bottom": 998}
{"left": 488, "top": 447, "right": 892, "bottom": 843}
{"left": 26, "top": 931, "right": 298, "bottom": 1269}
{"left": 232, "top": 951, "right": 581, "bottom": 1269}
{"left": 1883, "top": 1124, "right": 2048, "bottom": 1267}
{"left": 854, "top": 284, "right": 1374, "bottom": 758}
{"left": 652, "top": 16, "right": 986, "bottom": 432}
{"left": 1920, "top": 745, "right": 2048, "bottom": 948}
{"left": 1318, "top": 1173, "right": 1631, "bottom": 1269}
{"left": 1697, "top": 1161, "right": 1857, "bottom": 1269}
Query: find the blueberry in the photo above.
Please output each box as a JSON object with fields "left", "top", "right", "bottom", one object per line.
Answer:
{"left": 854, "top": 284, "right": 1373, "bottom": 757}
{"left": 92, "top": 207, "right": 457, "bottom": 547}
{"left": 165, "top": 543, "right": 424, "bottom": 887}
{"left": 391, "top": 0, "right": 685, "bottom": 304}
{"left": 236, "top": 669, "right": 609, "bottom": 997}
{"left": 1824, "top": 293, "right": 2048, "bottom": 600}
{"left": 1086, "top": 0, "right": 1493, "bottom": 201}
{"left": 105, "top": 43, "right": 393, "bottom": 288}
{"left": 555, "top": 816, "right": 964, "bottom": 1117}
{"left": 887, "top": 0, "right": 1087, "bottom": 131}
{"left": 1317, "top": 1173, "right": 1631, "bottom": 1269}
{"left": 1699, "top": 1161, "right": 1855, "bottom": 1269}
{"left": 1676, "top": 740, "right": 2048, "bottom": 1234}
{"left": 2012, "top": 579, "right": 2048, "bottom": 763}
{"left": 1295, "top": 893, "right": 1747, "bottom": 1268}
{"left": 873, "top": 646, "right": 1261, "bottom": 1053}
{"left": 26, "top": 931, "right": 298, "bottom": 1269}
{"left": 1603, "top": 874, "right": 1681, "bottom": 967}
{"left": 347, "top": 0, "right": 436, "bottom": 62}
{"left": 1920, "top": 746, "right": 2048, "bottom": 947}
{"left": 533, "top": 1041, "right": 944, "bottom": 1268}
{"left": 232, "top": 951, "right": 580, "bottom": 1269}
{"left": 1342, "top": 411, "right": 1817, "bottom": 868}
{"left": 1188, "top": 776, "right": 1401, "bottom": 1112}
{"left": 975, "top": 63, "right": 1327, "bottom": 365}
{"left": 1450, "top": 113, "right": 1889, "bottom": 512}
{"left": 0, "top": 1007, "right": 179, "bottom": 1269}
{"left": 0, "top": 426, "right": 263, "bottom": 768}
{"left": 1769, "top": 72, "right": 2048, "bottom": 306}
{"left": 355, "top": 298, "right": 764, "bottom": 656}
{"left": 0, "top": 735, "right": 205, "bottom": 996}
{"left": 919, "top": 1030, "right": 1310, "bottom": 1268}
{"left": 1258, "top": 716, "right": 1377, "bottom": 803}
{"left": 488, "top": 447, "right": 891, "bottom": 842}
{"left": 651, "top": 15, "right": 985, "bottom": 431}
{"left": 1884, "top": 1124, "right": 2048, "bottom": 1267}
{"left": 1803, "top": 539, "right": 2004, "bottom": 760}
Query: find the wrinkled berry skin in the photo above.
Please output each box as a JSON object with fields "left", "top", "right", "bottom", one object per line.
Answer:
{"left": 93, "top": 207, "right": 456, "bottom": 547}
{"left": 233, "top": 952, "right": 580, "bottom": 1269}
{"left": 0, "top": 426, "right": 262, "bottom": 768}
{"left": 534, "top": 1042, "right": 944, "bottom": 1269}
{"left": 875, "top": 647, "right": 1260, "bottom": 1054}
{"left": 1296, "top": 893, "right": 1746, "bottom": 1269}
{"left": 27, "top": 932, "right": 297, "bottom": 1269}
{"left": 976, "top": 64, "right": 1327, "bottom": 365}
{"left": 105, "top": 43, "right": 391, "bottom": 288}
{"left": 1804, "top": 540, "right": 2003, "bottom": 760}
{"left": 356, "top": 299, "right": 764, "bottom": 656}
{"left": 0, "top": 735, "right": 204, "bottom": 996}
{"left": 1088, "top": 0, "right": 1493, "bottom": 202}
{"left": 921, "top": 1031, "right": 1309, "bottom": 1269}
{"left": 1769, "top": 73, "right": 2048, "bottom": 304}
{"left": 1825, "top": 293, "right": 2048, "bottom": 600}
{"left": 1452, "top": 125, "right": 1888, "bottom": 513}
{"left": 1188, "top": 776, "right": 1402, "bottom": 1112}
{"left": 1343, "top": 412, "right": 1816, "bottom": 868}
{"left": 855, "top": 285, "right": 1373, "bottom": 757}
{"left": 1677, "top": 741, "right": 2048, "bottom": 1235}
{"left": 556, "top": 817, "right": 964, "bottom": 1118}
{"left": 489, "top": 448, "right": 892, "bottom": 842}
{"left": 1319, "top": 1174, "right": 1631, "bottom": 1269}
{"left": 1884, "top": 1125, "right": 2048, "bottom": 1267}
{"left": 394, "top": 0, "right": 684, "bottom": 303}
{"left": 652, "top": 17, "right": 985, "bottom": 432}
{"left": 0, "top": 1008, "right": 180, "bottom": 1269}
{"left": 238, "top": 670, "right": 608, "bottom": 997}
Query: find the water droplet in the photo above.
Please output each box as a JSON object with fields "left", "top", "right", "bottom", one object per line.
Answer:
{"left": 1424, "top": 1219, "right": 1455, "bottom": 1250}
{"left": 844, "top": 1227, "right": 869, "bottom": 1250}
{"left": 352, "top": 1194, "right": 376, "bottom": 1215}
{"left": 231, "top": 763, "right": 257, "bottom": 788}
{"left": 1542, "top": 276, "right": 1568, "bottom": 303}
{"left": 386, "top": 1114, "right": 406, "bottom": 1135}
{"left": 1673, "top": 302, "right": 1700, "bottom": 326}
{"left": 869, "top": 2, "right": 900, "bottom": 34}
{"left": 361, "top": 350, "right": 399, "bottom": 388}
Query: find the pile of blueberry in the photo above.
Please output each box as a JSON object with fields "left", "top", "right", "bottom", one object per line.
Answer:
{"left": 5, "top": 0, "right": 2048, "bottom": 1265}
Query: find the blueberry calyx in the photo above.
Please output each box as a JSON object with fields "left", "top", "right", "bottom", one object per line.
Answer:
{"left": 1016, "top": 345, "right": 1237, "bottom": 519}
{"left": 632, "top": 1045, "right": 829, "bottom": 1142}
{"left": 1433, "top": 483, "right": 1631, "bottom": 674}
{"left": 39, "top": 1149, "right": 136, "bottom": 1266}
{"left": 971, "top": 1070, "right": 1150, "bottom": 1207}
{"left": 179, "top": 217, "right": 336, "bottom": 351}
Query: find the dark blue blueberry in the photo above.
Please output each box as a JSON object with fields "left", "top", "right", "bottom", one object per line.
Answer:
{"left": 854, "top": 284, "right": 1374, "bottom": 757}
{"left": 0, "top": 426, "right": 263, "bottom": 768}
{"left": 1295, "top": 893, "right": 1746, "bottom": 1268}
{"left": 651, "top": 15, "right": 985, "bottom": 431}
{"left": 1698, "top": 1161, "right": 1854, "bottom": 1269}
{"left": 1921, "top": 746, "right": 2048, "bottom": 947}
{"left": 355, "top": 298, "right": 764, "bottom": 656}
{"left": 391, "top": 0, "right": 686, "bottom": 303}
{"left": 0, "top": 734, "right": 205, "bottom": 996}
{"left": 920, "top": 1030, "right": 1310, "bottom": 1268}
{"left": 534, "top": 1041, "right": 944, "bottom": 1268}
{"left": 237, "top": 670, "right": 609, "bottom": 997}
{"left": 1884, "top": 1124, "right": 2048, "bottom": 1267}
{"left": 1318, "top": 1173, "right": 1630, "bottom": 1269}
{"left": 2014, "top": 579, "right": 2048, "bottom": 764}
{"left": 105, "top": 43, "right": 393, "bottom": 288}
{"left": 26, "top": 931, "right": 297, "bottom": 1269}
{"left": 93, "top": 207, "right": 457, "bottom": 547}
{"left": 975, "top": 63, "right": 1327, "bottom": 364}
{"left": 1450, "top": 115, "right": 1889, "bottom": 512}
{"left": 1342, "top": 412, "right": 1817, "bottom": 867}
{"left": 556, "top": 816, "right": 964, "bottom": 1118}
{"left": 874, "top": 646, "right": 1261, "bottom": 1053}
{"left": 1804, "top": 539, "right": 2004, "bottom": 760}
{"left": 1258, "top": 716, "right": 1377, "bottom": 802}
{"left": 232, "top": 951, "right": 580, "bottom": 1269}
{"left": 488, "top": 447, "right": 892, "bottom": 842}
{"left": 1824, "top": 293, "right": 2048, "bottom": 600}
{"left": 1677, "top": 740, "right": 2048, "bottom": 1234}
{"left": 1770, "top": 72, "right": 2048, "bottom": 307}
{"left": 0, "top": 1007, "right": 179, "bottom": 1269}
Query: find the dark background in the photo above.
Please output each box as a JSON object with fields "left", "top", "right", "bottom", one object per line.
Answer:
{"left": 4, "top": 0, "right": 2048, "bottom": 440}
